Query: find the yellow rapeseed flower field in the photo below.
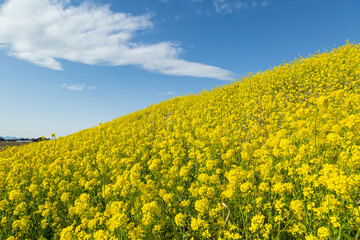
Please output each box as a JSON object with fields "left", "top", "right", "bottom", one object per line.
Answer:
{"left": 1, "top": 42, "right": 360, "bottom": 239}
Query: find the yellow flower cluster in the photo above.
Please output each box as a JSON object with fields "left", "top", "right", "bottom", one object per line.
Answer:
{"left": 1, "top": 42, "right": 360, "bottom": 239}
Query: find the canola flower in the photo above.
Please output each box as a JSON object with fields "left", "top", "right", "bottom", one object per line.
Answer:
{"left": 1, "top": 42, "right": 360, "bottom": 239}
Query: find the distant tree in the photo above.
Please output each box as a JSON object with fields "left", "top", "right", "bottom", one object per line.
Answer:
{"left": 33, "top": 137, "right": 49, "bottom": 142}
{"left": 0, "top": 137, "right": 4, "bottom": 141}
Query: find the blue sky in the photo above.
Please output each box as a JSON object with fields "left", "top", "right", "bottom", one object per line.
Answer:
{"left": 1, "top": 0, "right": 359, "bottom": 138}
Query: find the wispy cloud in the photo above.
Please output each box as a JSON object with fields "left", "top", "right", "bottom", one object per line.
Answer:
{"left": 62, "top": 83, "right": 95, "bottom": 91}
{"left": 158, "top": 91, "right": 176, "bottom": 96}
{"left": 0, "top": 0, "right": 234, "bottom": 80}
{"left": 213, "top": 0, "right": 268, "bottom": 14}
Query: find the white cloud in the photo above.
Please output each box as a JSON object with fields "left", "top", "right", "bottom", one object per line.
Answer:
{"left": 261, "top": 0, "right": 268, "bottom": 7}
{"left": 174, "top": 14, "right": 183, "bottom": 21}
{"left": 62, "top": 83, "right": 95, "bottom": 91}
{"left": 0, "top": 0, "right": 234, "bottom": 80}
{"left": 213, "top": 0, "right": 267, "bottom": 14}
{"left": 158, "top": 91, "right": 175, "bottom": 96}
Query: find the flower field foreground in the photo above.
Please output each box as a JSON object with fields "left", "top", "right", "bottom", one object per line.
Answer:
{"left": 1, "top": 43, "right": 360, "bottom": 240}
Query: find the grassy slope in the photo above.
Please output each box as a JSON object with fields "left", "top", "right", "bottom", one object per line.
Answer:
{"left": 0, "top": 142, "right": 30, "bottom": 151}
{"left": 1, "top": 43, "right": 360, "bottom": 239}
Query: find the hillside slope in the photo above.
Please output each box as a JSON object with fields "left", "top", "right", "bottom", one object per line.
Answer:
{"left": 1, "top": 43, "right": 360, "bottom": 239}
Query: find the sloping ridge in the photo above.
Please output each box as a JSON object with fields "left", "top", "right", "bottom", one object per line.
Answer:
{"left": 1, "top": 43, "right": 360, "bottom": 239}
